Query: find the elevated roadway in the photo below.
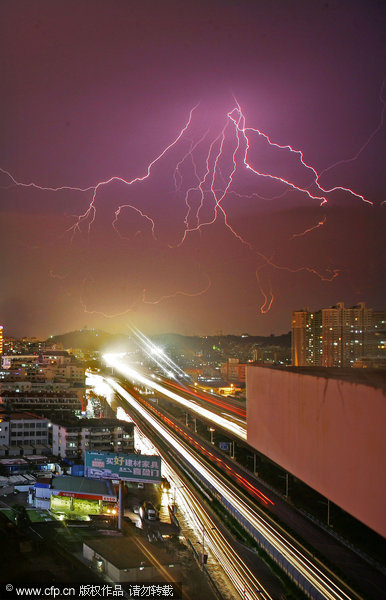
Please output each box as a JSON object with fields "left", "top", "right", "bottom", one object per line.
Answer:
{"left": 101, "top": 355, "right": 386, "bottom": 600}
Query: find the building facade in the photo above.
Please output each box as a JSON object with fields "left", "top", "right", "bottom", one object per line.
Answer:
{"left": 31, "top": 475, "right": 117, "bottom": 513}
{"left": 8, "top": 412, "right": 49, "bottom": 447}
{"left": 51, "top": 418, "right": 135, "bottom": 461}
{"left": 0, "top": 391, "right": 82, "bottom": 415}
{"left": 292, "top": 303, "right": 385, "bottom": 367}
{"left": 246, "top": 365, "right": 386, "bottom": 537}
{"left": 0, "top": 411, "right": 51, "bottom": 457}
{"left": 220, "top": 358, "right": 247, "bottom": 382}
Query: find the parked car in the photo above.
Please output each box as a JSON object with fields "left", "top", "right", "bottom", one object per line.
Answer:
{"left": 139, "top": 501, "right": 157, "bottom": 521}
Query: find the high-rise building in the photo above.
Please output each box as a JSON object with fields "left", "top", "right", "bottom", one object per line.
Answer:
{"left": 292, "top": 309, "right": 313, "bottom": 366}
{"left": 0, "top": 326, "right": 3, "bottom": 355}
{"left": 292, "top": 303, "right": 385, "bottom": 367}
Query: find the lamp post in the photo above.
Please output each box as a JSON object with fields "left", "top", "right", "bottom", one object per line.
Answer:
{"left": 230, "top": 440, "right": 235, "bottom": 459}
{"left": 171, "top": 484, "right": 185, "bottom": 514}
{"left": 209, "top": 427, "right": 215, "bottom": 445}
{"left": 197, "top": 524, "right": 215, "bottom": 568}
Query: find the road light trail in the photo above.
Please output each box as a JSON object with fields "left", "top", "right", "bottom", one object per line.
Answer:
{"left": 160, "top": 376, "right": 246, "bottom": 419}
{"left": 89, "top": 372, "right": 271, "bottom": 600}
{"left": 104, "top": 354, "right": 247, "bottom": 439}
{"left": 173, "top": 473, "right": 274, "bottom": 600}
{"left": 106, "top": 373, "right": 356, "bottom": 600}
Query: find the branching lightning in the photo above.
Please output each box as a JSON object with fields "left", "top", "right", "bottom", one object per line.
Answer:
{"left": 1, "top": 91, "right": 382, "bottom": 317}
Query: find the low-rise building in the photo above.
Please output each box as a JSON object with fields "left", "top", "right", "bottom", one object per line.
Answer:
{"left": 0, "top": 455, "right": 56, "bottom": 476}
{"left": 51, "top": 417, "right": 135, "bottom": 461}
{"left": 220, "top": 358, "right": 247, "bottom": 382}
{"left": 0, "top": 411, "right": 51, "bottom": 455}
{"left": 252, "top": 345, "right": 291, "bottom": 365}
{"left": 8, "top": 411, "right": 49, "bottom": 446}
{"left": 0, "top": 390, "right": 82, "bottom": 415}
{"left": 83, "top": 536, "right": 180, "bottom": 583}
{"left": 31, "top": 475, "right": 117, "bottom": 514}
{"left": 0, "top": 351, "right": 86, "bottom": 408}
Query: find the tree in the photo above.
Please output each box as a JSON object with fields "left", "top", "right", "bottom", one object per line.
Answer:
{"left": 11, "top": 505, "right": 31, "bottom": 531}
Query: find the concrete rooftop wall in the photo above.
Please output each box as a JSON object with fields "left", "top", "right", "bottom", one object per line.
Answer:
{"left": 246, "top": 367, "right": 386, "bottom": 536}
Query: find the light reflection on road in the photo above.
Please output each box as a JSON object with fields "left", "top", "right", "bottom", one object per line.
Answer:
{"left": 88, "top": 371, "right": 271, "bottom": 600}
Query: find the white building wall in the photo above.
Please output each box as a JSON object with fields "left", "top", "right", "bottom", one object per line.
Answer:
{"left": 0, "top": 422, "right": 9, "bottom": 445}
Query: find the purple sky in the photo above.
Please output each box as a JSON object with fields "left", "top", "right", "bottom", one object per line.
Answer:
{"left": 1, "top": 0, "right": 385, "bottom": 338}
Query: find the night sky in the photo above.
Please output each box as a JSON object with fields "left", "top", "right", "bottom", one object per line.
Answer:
{"left": 1, "top": 0, "right": 385, "bottom": 338}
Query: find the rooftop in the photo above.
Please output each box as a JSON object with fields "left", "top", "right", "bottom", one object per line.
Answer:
{"left": 248, "top": 365, "right": 386, "bottom": 391}
{"left": 50, "top": 417, "right": 134, "bottom": 430}
{"left": 41, "top": 350, "right": 70, "bottom": 357}
{"left": 51, "top": 475, "right": 116, "bottom": 498}
{"left": 0, "top": 390, "right": 81, "bottom": 397}
{"left": 84, "top": 536, "right": 173, "bottom": 570}
{"left": 5, "top": 411, "right": 47, "bottom": 421}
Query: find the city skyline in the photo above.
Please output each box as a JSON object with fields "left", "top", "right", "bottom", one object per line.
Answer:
{"left": 1, "top": 1, "right": 385, "bottom": 339}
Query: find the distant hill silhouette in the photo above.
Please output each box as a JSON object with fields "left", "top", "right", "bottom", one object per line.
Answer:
{"left": 47, "top": 329, "right": 291, "bottom": 353}
{"left": 47, "top": 329, "right": 131, "bottom": 352}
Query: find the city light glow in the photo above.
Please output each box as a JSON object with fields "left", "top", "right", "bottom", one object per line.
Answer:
{"left": 104, "top": 353, "right": 247, "bottom": 439}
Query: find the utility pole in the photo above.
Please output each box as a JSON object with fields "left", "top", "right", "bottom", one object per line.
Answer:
{"left": 253, "top": 452, "right": 257, "bottom": 474}
{"left": 230, "top": 440, "right": 235, "bottom": 459}
{"left": 209, "top": 427, "right": 215, "bottom": 444}
{"left": 202, "top": 525, "right": 205, "bottom": 567}
{"left": 118, "top": 480, "right": 124, "bottom": 530}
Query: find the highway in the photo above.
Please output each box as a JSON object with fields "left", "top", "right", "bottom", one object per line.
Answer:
{"left": 89, "top": 372, "right": 275, "bottom": 600}
{"left": 105, "top": 354, "right": 246, "bottom": 439}
{"left": 102, "top": 356, "right": 386, "bottom": 600}
{"left": 157, "top": 375, "right": 246, "bottom": 420}
{"left": 100, "top": 359, "right": 361, "bottom": 600}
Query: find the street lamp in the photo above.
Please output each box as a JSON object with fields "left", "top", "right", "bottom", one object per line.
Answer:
{"left": 194, "top": 524, "right": 215, "bottom": 568}
{"left": 171, "top": 484, "right": 185, "bottom": 514}
{"left": 209, "top": 426, "right": 215, "bottom": 444}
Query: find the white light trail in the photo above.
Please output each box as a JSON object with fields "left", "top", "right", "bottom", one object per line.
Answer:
{"left": 131, "top": 327, "right": 189, "bottom": 380}
{"left": 104, "top": 354, "right": 246, "bottom": 439}
{"left": 110, "top": 377, "right": 271, "bottom": 600}
{"left": 107, "top": 375, "right": 355, "bottom": 600}
{"left": 90, "top": 373, "right": 269, "bottom": 600}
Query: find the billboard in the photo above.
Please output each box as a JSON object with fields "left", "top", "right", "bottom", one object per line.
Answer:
{"left": 219, "top": 441, "right": 230, "bottom": 451}
{"left": 84, "top": 451, "right": 161, "bottom": 483}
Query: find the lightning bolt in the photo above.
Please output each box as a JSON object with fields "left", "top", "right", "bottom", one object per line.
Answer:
{"left": 255, "top": 270, "right": 274, "bottom": 314}
{"left": 142, "top": 272, "right": 211, "bottom": 305}
{"left": 79, "top": 272, "right": 211, "bottom": 317}
{"left": 318, "top": 78, "right": 386, "bottom": 179}
{"left": 66, "top": 103, "right": 200, "bottom": 241}
{"left": 79, "top": 276, "right": 140, "bottom": 318}
{"left": 291, "top": 216, "right": 327, "bottom": 239}
{"left": 1, "top": 90, "right": 381, "bottom": 317}
{"left": 112, "top": 204, "right": 157, "bottom": 241}
{"left": 228, "top": 99, "right": 373, "bottom": 207}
